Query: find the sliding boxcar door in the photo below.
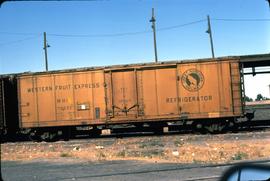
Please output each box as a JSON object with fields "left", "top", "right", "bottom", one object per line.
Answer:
{"left": 105, "top": 70, "right": 139, "bottom": 120}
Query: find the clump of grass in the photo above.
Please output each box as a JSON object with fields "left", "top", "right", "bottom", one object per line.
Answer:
{"left": 232, "top": 152, "right": 248, "bottom": 160}
{"left": 60, "top": 152, "right": 71, "bottom": 157}
{"left": 139, "top": 140, "right": 164, "bottom": 148}
{"left": 117, "top": 150, "right": 126, "bottom": 157}
{"left": 96, "top": 151, "right": 106, "bottom": 159}
{"left": 219, "top": 151, "right": 224, "bottom": 157}
{"left": 140, "top": 149, "right": 164, "bottom": 158}
{"left": 193, "top": 159, "right": 204, "bottom": 164}
{"left": 138, "top": 143, "right": 147, "bottom": 149}
{"left": 240, "top": 144, "right": 248, "bottom": 147}
{"left": 117, "top": 149, "right": 164, "bottom": 159}
{"left": 174, "top": 140, "right": 184, "bottom": 147}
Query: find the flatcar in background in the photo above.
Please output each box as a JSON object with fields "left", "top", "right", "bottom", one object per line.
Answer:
{"left": 245, "top": 100, "right": 270, "bottom": 121}
{"left": 1, "top": 54, "right": 269, "bottom": 141}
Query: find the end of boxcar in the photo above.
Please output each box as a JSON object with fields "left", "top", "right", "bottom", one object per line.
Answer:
{"left": 0, "top": 75, "right": 20, "bottom": 142}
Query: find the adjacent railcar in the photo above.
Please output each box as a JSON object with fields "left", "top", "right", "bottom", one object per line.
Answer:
{"left": 15, "top": 57, "right": 244, "bottom": 139}
{"left": 0, "top": 77, "right": 5, "bottom": 136}
{"left": 0, "top": 75, "right": 19, "bottom": 140}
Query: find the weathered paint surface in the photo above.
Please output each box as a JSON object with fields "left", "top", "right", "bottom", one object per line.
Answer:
{"left": 18, "top": 71, "right": 106, "bottom": 127}
{"left": 18, "top": 59, "right": 242, "bottom": 128}
{"left": 177, "top": 61, "right": 234, "bottom": 118}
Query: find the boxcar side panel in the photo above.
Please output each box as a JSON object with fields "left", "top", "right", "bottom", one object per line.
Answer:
{"left": 73, "top": 73, "right": 92, "bottom": 121}
{"left": 105, "top": 67, "right": 179, "bottom": 122}
{"left": 18, "top": 59, "right": 243, "bottom": 128}
{"left": 90, "top": 71, "right": 106, "bottom": 121}
{"left": 18, "top": 76, "right": 38, "bottom": 127}
{"left": 177, "top": 61, "right": 235, "bottom": 119}
{"left": 54, "top": 74, "right": 75, "bottom": 123}
{"left": 36, "top": 75, "right": 56, "bottom": 124}
{"left": 18, "top": 70, "right": 106, "bottom": 128}
{"left": 137, "top": 69, "right": 158, "bottom": 117}
{"left": 136, "top": 67, "right": 179, "bottom": 119}
{"left": 155, "top": 68, "right": 178, "bottom": 116}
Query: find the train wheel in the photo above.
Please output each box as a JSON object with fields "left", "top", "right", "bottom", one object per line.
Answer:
{"left": 40, "top": 131, "right": 58, "bottom": 142}
{"left": 0, "top": 129, "right": 8, "bottom": 142}
{"left": 152, "top": 122, "right": 167, "bottom": 135}
{"left": 134, "top": 123, "right": 144, "bottom": 130}
{"left": 28, "top": 130, "right": 42, "bottom": 142}
{"left": 62, "top": 127, "right": 71, "bottom": 141}
{"left": 204, "top": 120, "right": 229, "bottom": 134}
{"left": 89, "top": 126, "right": 101, "bottom": 137}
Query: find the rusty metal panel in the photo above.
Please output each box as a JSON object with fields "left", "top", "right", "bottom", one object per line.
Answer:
{"left": 18, "top": 70, "right": 106, "bottom": 128}
{"left": 177, "top": 61, "right": 234, "bottom": 118}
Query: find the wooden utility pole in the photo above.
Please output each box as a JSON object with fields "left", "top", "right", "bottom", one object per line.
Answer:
{"left": 206, "top": 15, "right": 215, "bottom": 58}
{"left": 150, "top": 8, "right": 158, "bottom": 63}
{"left": 43, "top": 32, "right": 49, "bottom": 71}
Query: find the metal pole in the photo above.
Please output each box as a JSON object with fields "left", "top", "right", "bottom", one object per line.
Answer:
{"left": 269, "top": 84, "right": 270, "bottom": 98}
{"left": 43, "top": 32, "right": 48, "bottom": 71}
{"left": 206, "top": 15, "right": 215, "bottom": 58}
{"left": 237, "top": 169, "right": 242, "bottom": 181}
{"left": 150, "top": 8, "right": 158, "bottom": 63}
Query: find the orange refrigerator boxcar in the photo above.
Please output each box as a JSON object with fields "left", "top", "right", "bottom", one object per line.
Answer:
{"left": 17, "top": 59, "right": 243, "bottom": 128}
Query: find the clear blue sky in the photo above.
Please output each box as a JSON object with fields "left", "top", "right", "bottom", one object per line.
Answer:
{"left": 0, "top": 0, "right": 270, "bottom": 99}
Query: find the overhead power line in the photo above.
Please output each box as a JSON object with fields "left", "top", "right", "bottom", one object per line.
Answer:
{"left": 0, "top": 17, "right": 269, "bottom": 46}
{"left": 47, "top": 19, "right": 206, "bottom": 38}
{"left": 0, "top": 31, "right": 39, "bottom": 35}
{"left": 157, "top": 19, "right": 206, "bottom": 31}
{"left": 47, "top": 30, "right": 151, "bottom": 38}
{"left": 0, "top": 34, "right": 41, "bottom": 46}
{"left": 0, "top": 0, "right": 105, "bottom": 7}
{"left": 0, "top": 19, "right": 205, "bottom": 46}
{"left": 0, "top": 18, "right": 269, "bottom": 39}
{"left": 213, "top": 18, "right": 270, "bottom": 22}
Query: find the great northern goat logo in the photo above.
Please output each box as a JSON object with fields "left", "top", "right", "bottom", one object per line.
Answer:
{"left": 181, "top": 69, "right": 204, "bottom": 91}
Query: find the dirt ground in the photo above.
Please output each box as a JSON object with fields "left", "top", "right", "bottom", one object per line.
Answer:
{"left": 1, "top": 131, "right": 270, "bottom": 164}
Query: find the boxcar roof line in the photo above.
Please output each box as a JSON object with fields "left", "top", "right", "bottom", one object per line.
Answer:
{"left": 1, "top": 53, "right": 270, "bottom": 77}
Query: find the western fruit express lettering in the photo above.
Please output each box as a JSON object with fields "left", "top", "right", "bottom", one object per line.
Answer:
{"left": 27, "top": 83, "right": 100, "bottom": 93}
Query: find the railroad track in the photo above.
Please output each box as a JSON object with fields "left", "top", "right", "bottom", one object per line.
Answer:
{"left": 7, "top": 125, "right": 270, "bottom": 147}
{"left": 2, "top": 118, "right": 269, "bottom": 143}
